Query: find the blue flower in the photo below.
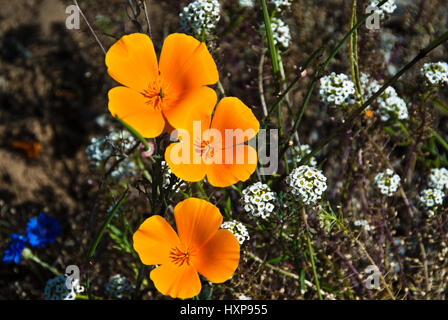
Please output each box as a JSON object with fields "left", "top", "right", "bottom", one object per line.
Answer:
{"left": 3, "top": 233, "right": 27, "bottom": 264}
{"left": 26, "top": 213, "right": 61, "bottom": 248}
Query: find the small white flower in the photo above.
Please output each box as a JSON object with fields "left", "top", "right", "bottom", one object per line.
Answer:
{"left": 180, "top": 0, "right": 220, "bottom": 39}
{"left": 418, "top": 188, "right": 445, "bottom": 217}
{"left": 319, "top": 73, "right": 356, "bottom": 107}
{"left": 105, "top": 274, "right": 133, "bottom": 299}
{"left": 241, "top": 182, "right": 276, "bottom": 219}
{"left": 421, "top": 62, "right": 448, "bottom": 86}
{"left": 221, "top": 220, "right": 250, "bottom": 245}
{"left": 367, "top": 0, "right": 397, "bottom": 17}
{"left": 374, "top": 169, "right": 401, "bottom": 197}
{"left": 44, "top": 275, "right": 84, "bottom": 300}
{"left": 427, "top": 168, "right": 448, "bottom": 190}
{"left": 260, "top": 17, "right": 291, "bottom": 49}
{"left": 286, "top": 165, "right": 327, "bottom": 205}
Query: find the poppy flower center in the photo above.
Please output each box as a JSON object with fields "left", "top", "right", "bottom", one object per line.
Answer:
{"left": 142, "top": 80, "right": 165, "bottom": 111}
{"left": 169, "top": 246, "right": 192, "bottom": 267}
{"left": 194, "top": 138, "right": 215, "bottom": 160}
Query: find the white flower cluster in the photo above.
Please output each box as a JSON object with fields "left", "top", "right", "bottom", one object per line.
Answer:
{"left": 44, "top": 275, "right": 84, "bottom": 300}
{"left": 179, "top": 0, "right": 220, "bottom": 39}
{"left": 418, "top": 188, "right": 445, "bottom": 217}
{"left": 221, "top": 220, "right": 250, "bottom": 245}
{"left": 161, "top": 160, "right": 186, "bottom": 190}
{"left": 378, "top": 95, "right": 408, "bottom": 122}
{"left": 290, "top": 144, "right": 317, "bottom": 167}
{"left": 421, "top": 62, "right": 448, "bottom": 86}
{"left": 104, "top": 274, "right": 133, "bottom": 299}
{"left": 286, "top": 165, "right": 327, "bottom": 205}
{"left": 354, "top": 219, "right": 371, "bottom": 231}
{"left": 269, "top": 0, "right": 291, "bottom": 10}
{"left": 241, "top": 182, "right": 276, "bottom": 219}
{"left": 238, "top": 294, "right": 253, "bottom": 300}
{"left": 427, "top": 168, "right": 448, "bottom": 190}
{"left": 319, "top": 72, "right": 356, "bottom": 107}
{"left": 368, "top": 0, "right": 397, "bottom": 17}
{"left": 358, "top": 73, "right": 408, "bottom": 121}
{"left": 86, "top": 130, "right": 136, "bottom": 179}
{"left": 373, "top": 169, "right": 401, "bottom": 196}
{"left": 260, "top": 17, "right": 291, "bottom": 49}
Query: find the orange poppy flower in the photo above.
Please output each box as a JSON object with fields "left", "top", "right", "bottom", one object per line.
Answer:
{"left": 164, "top": 97, "right": 260, "bottom": 187}
{"left": 133, "top": 198, "right": 240, "bottom": 299}
{"left": 106, "top": 33, "right": 218, "bottom": 138}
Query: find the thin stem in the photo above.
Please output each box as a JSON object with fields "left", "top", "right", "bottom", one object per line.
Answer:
{"left": 259, "top": 0, "right": 280, "bottom": 92}
{"left": 73, "top": 0, "right": 106, "bottom": 55}
{"left": 115, "top": 116, "right": 150, "bottom": 151}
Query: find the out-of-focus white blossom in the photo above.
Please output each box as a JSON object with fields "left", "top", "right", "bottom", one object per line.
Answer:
{"left": 354, "top": 219, "right": 371, "bottom": 231}
{"left": 239, "top": 0, "right": 254, "bottom": 7}
{"left": 358, "top": 73, "right": 408, "bottom": 121}
{"left": 289, "top": 144, "right": 317, "bottom": 167}
{"left": 260, "top": 17, "right": 291, "bottom": 49}
{"left": 427, "top": 168, "right": 448, "bottom": 190}
{"left": 418, "top": 188, "right": 445, "bottom": 217}
{"left": 286, "top": 165, "right": 327, "bottom": 205}
{"left": 269, "top": 0, "right": 291, "bottom": 10}
{"left": 368, "top": 0, "right": 397, "bottom": 17}
{"left": 44, "top": 275, "right": 84, "bottom": 300}
{"left": 105, "top": 274, "right": 133, "bottom": 299}
{"left": 179, "top": 0, "right": 220, "bottom": 39}
{"left": 374, "top": 169, "right": 400, "bottom": 197}
{"left": 86, "top": 130, "right": 137, "bottom": 179}
{"left": 241, "top": 182, "right": 276, "bottom": 219}
{"left": 421, "top": 62, "right": 448, "bottom": 86}
{"left": 221, "top": 220, "right": 250, "bottom": 245}
{"left": 161, "top": 160, "right": 186, "bottom": 190}
{"left": 319, "top": 73, "right": 356, "bottom": 107}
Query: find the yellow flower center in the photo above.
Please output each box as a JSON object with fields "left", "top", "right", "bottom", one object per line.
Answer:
{"left": 142, "top": 79, "right": 165, "bottom": 111}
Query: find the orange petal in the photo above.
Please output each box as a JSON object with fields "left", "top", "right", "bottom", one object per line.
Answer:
{"left": 150, "top": 263, "right": 201, "bottom": 299}
{"left": 105, "top": 33, "right": 159, "bottom": 92}
{"left": 108, "top": 86, "right": 165, "bottom": 138}
{"left": 158, "top": 33, "right": 218, "bottom": 91}
{"left": 193, "top": 229, "right": 240, "bottom": 283}
{"left": 164, "top": 142, "right": 207, "bottom": 182}
{"left": 133, "top": 215, "right": 180, "bottom": 266}
{"left": 162, "top": 86, "right": 216, "bottom": 132}
{"left": 206, "top": 145, "right": 258, "bottom": 187}
{"left": 174, "top": 198, "right": 222, "bottom": 251}
{"left": 211, "top": 97, "right": 260, "bottom": 149}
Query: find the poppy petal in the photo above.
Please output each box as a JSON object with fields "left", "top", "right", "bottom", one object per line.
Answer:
{"left": 193, "top": 229, "right": 240, "bottom": 283}
{"left": 133, "top": 215, "right": 180, "bottom": 266}
{"left": 211, "top": 97, "right": 260, "bottom": 149}
{"left": 162, "top": 86, "right": 216, "bottom": 133}
{"left": 150, "top": 263, "right": 201, "bottom": 299}
{"left": 159, "top": 33, "right": 218, "bottom": 91}
{"left": 108, "top": 86, "right": 165, "bottom": 138}
{"left": 174, "top": 198, "right": 222, "bottom": 250}
{"left": 165, "top": 142, "right": 207, "bottom": 182}
{"left": 105, "top": 33, "right": 159, "bottom": 92}
{"left": 206, "top": 145, "right": 258, "bottom": 187}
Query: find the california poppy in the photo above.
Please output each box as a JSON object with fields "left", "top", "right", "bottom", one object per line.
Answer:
{"left": 106, "top": 33, "right": 218, "bottom": 138}
{"left": 133, "top": 198, "right": 240, "bottom": 299}
{"left": 165, "top": 97, "right": 260, "bottom": 187}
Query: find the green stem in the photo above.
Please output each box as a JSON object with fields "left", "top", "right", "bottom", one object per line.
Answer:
{"left": 302, "top": 209, "right": 323, "bottom": 300}
{"left": 260, "top": 0, "right": 280, "bottom": 92}
{"left": 85, "top": 189, "right": 129, "bottom": 298}
{"left": 196, "top": 181, "right": 209, "bottom": 201}
{"left": 22, "top": 248, "right": 61, "bottom": 276}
